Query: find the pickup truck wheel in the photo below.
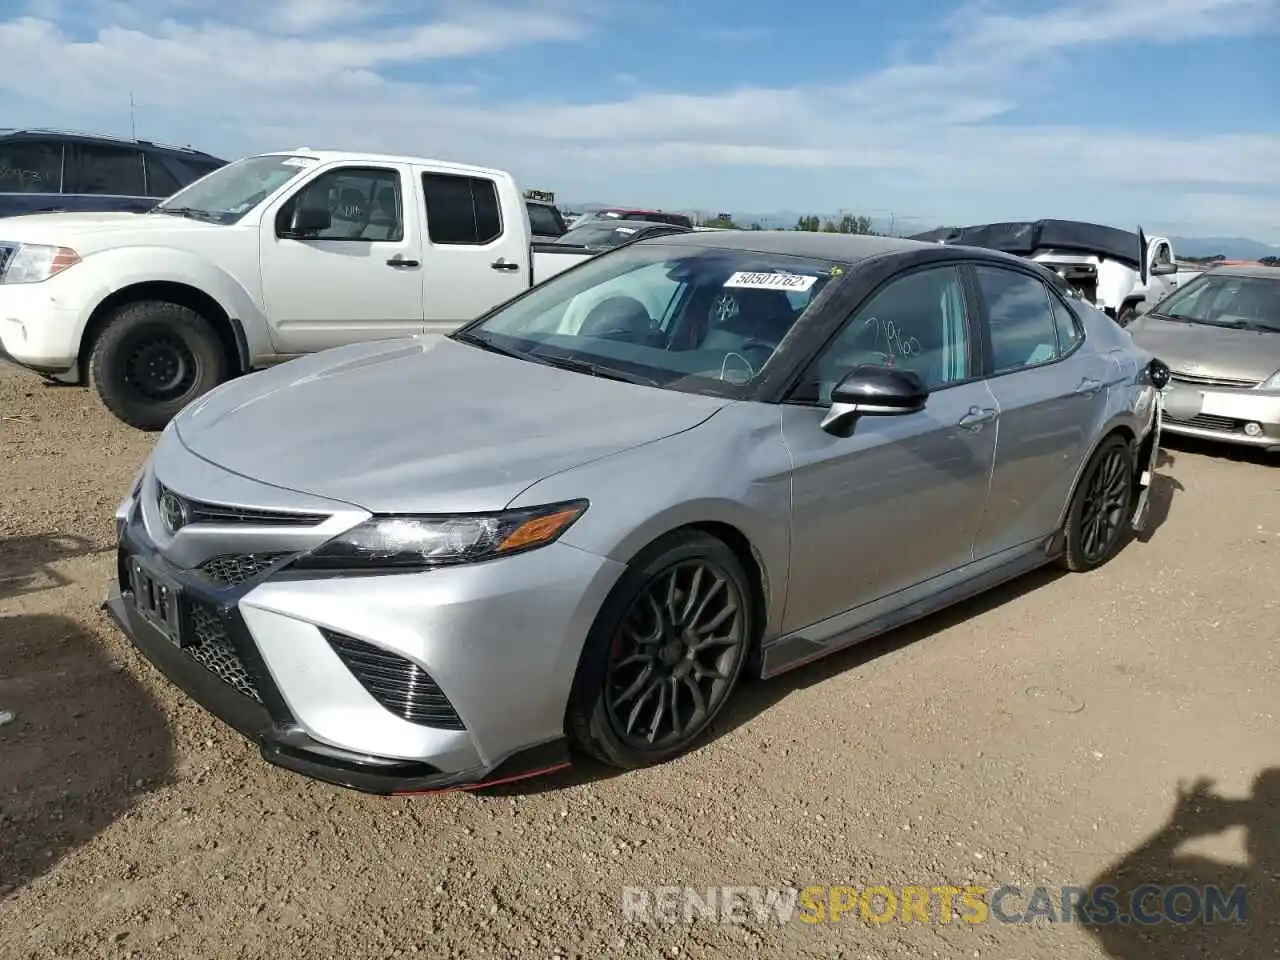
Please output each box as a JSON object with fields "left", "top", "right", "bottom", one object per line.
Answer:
{"left": 89, "top": 301, "right": 227, "bottom": 431}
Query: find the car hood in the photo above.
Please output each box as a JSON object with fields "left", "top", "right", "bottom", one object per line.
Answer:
{"left": 0, "top": 211, "right": 219, "bottom": 245}
{"left": 174, "top": 336, "right": 730, "bottom": 514}
{"left": 1126, "top": 314, "right": 1280, "bottom": 383}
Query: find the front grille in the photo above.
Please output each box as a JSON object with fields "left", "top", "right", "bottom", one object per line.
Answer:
{"left": 1170, "top": 372, "right": 1261, "bottom": 389}
{"left": 323, "top": 631, "right": 464, "bottom": 730}
{"left": 186, "top": 601, "right": 262, "bottom": 703}
{"left": 198, "top": 553, "right": 290, "bottom": 587}
{"left": 1162, "top": 412, "right": 1246, "bottom": 433}
{"left": 157, "top": 482, "right": 329, "bottom": 528}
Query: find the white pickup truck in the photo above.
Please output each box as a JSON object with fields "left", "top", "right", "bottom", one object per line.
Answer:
{"left": 0, "top": 149, "right": 595, "bottom": 429}
{"left": 912, "top": 219, "right": 1182, "bottom": 324}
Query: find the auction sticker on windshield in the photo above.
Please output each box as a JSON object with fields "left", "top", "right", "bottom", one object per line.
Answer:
{"left": 724, "top": 271, "right": 817, "bottom": 292}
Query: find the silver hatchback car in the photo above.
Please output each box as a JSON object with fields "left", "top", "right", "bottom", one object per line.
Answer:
{"left": 106, "top": 232, "right": 1167, "bottom": 794}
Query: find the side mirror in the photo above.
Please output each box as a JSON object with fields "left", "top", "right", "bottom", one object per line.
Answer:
{"left": 278, "top": 205, "right": 330, "bottom": 238}
{"left": 1149, "top": 261, "right": 1178, "bottom": 277}
{"left": 820, "top": 365, "right": 928, "bottom": 436}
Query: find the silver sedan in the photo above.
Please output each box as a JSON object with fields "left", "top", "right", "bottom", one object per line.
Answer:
{"left": 105, "top": 232, "right": 1166, "bottom": 794}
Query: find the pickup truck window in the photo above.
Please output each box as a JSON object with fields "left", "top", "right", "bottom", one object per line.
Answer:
{"left": 284, "top": 167, "right": 404, "bottom": 242}
{"left": 155, "top": 154, "right": 315, "bottom": 224}
{"left": 0, "top": 141, "right": 61, "bottom": 193}
{"left": 422, "top": 173, "right": 502, "bottom": 245}
{"left": 65, "top": 142, "right": 144, "bottom": 196}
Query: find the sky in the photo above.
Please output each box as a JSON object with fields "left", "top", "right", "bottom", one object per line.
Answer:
{"left": 2, "top": 0, "right": 1278, "bottom": 241}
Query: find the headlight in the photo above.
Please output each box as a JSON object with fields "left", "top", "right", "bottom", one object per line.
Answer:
{"left": 289, "top": 500, "right": 589, "bottom": 571}
{"left": 0, "top": 243, "right": 81, "bottom": 283}
{"left": 1261, "top": 369, "right": 1280, "bottom": 391}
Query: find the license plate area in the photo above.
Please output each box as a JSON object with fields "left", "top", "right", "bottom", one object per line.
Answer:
{"left": 125, "top": 555, "right": 188, "bottom": 647}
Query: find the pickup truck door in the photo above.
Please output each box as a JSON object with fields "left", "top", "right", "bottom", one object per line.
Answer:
{"left": 259, "top": 162, "right": 425, "bottom": 354}
{"left": 413, "top": 166, "right": 530, "bottom": 334}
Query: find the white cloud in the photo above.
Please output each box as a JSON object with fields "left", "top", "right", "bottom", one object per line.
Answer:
{"left": 1, "top": 0, "right": 1277, "bottom": 237}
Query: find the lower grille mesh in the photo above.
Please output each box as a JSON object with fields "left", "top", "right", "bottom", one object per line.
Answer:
{"left": 198, "top": 553, "right": 289, "bottom": 587}
{"left": 1163, "top": 412, "right": 1245, "bottom": 433}
{"left": 323, "top": 631, "right": 464, "bottom": 730}
{"left": 186, "top": 602, "right": 262, "bottom": 703}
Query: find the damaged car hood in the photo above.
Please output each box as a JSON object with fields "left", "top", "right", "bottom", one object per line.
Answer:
{"left": 1126, "top": 314, "right": 1280, "bottom": 385}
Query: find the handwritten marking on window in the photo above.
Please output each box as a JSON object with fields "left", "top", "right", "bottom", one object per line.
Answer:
{"left": 863, "top": 315, "right": 922, "bottom": 358}
{"left": 0, "top": 167, "right": 44, "bottom": 185}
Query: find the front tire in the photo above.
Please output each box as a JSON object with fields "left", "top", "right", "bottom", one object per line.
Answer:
{"left": 88, "top": 301, "right": 227, "bottom": 431}
{"left": 566, "top": 530, "right": 754, "bottom": 769}
{"left": 1060, "top": 434, "right": 1135, "bottom": 572}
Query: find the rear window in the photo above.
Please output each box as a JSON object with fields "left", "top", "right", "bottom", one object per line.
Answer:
{"left": 527, "top": 202, "right": 565, "bottom": 236}
{"left": 0, "top": 140, "right": 62, "bottom": 193}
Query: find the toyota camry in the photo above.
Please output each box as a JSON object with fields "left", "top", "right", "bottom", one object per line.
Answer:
{"left": 106, "top": 231, "right": 1168, "bottom": 794}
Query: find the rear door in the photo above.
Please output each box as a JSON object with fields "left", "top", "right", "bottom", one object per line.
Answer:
{"left": 969, "top": 263, "right": 1110, "bottom": 559}
{"left": 417, "top": 168, "right": 529, "bottom": 333}
{"left": 259, "top": 162, "right": 425, "bottom": 353}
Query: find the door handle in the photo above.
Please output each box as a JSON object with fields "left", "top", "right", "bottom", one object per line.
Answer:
{"left": 490, "top": 257, "right": 520, "bottom": 272}
{"left": 1075, "top": 377, "right": 1104, "bottom": 396}
{"left": 957, "top": 406, "right": 997, "bottom": 430}
{"left": 386, "top": 256, "right": 419, "bottom": 268}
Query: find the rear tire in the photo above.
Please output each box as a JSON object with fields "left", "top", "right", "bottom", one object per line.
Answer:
{"left": 88, "top": 301, "right": 227, "bottom": 431}
{"left": 1060, "top": 434, "right": 1135, "bottom": 572}
{"left": 566, "top": 530, "right": 754, "bottom": 769}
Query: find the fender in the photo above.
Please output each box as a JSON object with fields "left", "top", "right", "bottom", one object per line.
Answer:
{"left": 75, "top": 245, "right": 273, "bottom": 363}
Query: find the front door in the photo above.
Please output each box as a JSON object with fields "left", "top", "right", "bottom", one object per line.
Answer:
{"left": 259, "top": 164, "right": 424, "bottom": 354}
{"left": 780, "top": 264, "right": 998, "bottom": 635}
{"left": 969, "top": 264, "right": 1112, "bottom": 558}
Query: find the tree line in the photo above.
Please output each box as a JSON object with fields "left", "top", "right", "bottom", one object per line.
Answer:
{"left": 696, "top": 213, "right": 880, "bottom": 234}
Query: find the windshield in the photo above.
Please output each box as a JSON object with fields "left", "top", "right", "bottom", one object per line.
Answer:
{"left": 1154, "top": 273, "right": 1280, "bottom": 331}
{"left": 557, "top": 222, "right": 645, "bottom": 248}
{"left": 154, "top": 154, "right": 317, "bottom": 224}
{"left": 455, "top": 243, "right": 841, "bottom": 396}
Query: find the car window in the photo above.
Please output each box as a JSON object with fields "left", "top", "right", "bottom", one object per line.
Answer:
{"left": 1153, "top": 274, "right": 1280, "bottom": 331}
{"left": 0, "top": 140, "right": 62, "bottom": 193}
{"left": 285, "top": 167, "right": 403, "bottom": 242}
{"left": 143, "top": 152, "right": 183, "bottom": 196}
{"left": 422, "top": 173, "right": 502, "bottom": 244}
{"left": 1153, "top": 242, "right": 1173, "bottom": 266}
{"left": 975, "top": 266, "right": 1061, "bottom": 374}
{"left": 64, "top": 142, "right": 144, "bottom": 195}
{"left": 1049, "top": 294, "right": 1084, "bottom": 354}
{"left": 527, "top": 202, "right": 564, "bottom": 236}
{"left": 795, "top": 265, "right": 972, "bottom": 404}
{"left": 463, "top": 244, "right": 838, "bottom": 395}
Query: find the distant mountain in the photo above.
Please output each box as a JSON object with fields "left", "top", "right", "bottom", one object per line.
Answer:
{"left": 1169, "top": 236, "right": 1280, "bottom": 260}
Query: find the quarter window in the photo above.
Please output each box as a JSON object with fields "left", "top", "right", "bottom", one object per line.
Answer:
{"left": 422, "top": 173, "right": 502, "bottom": 244}
{"left": 1049, "top": 294, "right": 1084, "bottom": 354}
{"left": 974, "top": 266, "right": 1061, "bottom": 374}
{"left": 143, "top": 152, "right": 183, "bottom": 197}
{"left": 0, "top": 140, "right": 62, "bottom": 193}
{"left": 64, "top": 143, "right": 144, "bottom": 195}
{"left": 283, "top": 167, "right": 403, "bottom": 242}
{"left": 797, "top": 265, "right": 972, "bottom": 403}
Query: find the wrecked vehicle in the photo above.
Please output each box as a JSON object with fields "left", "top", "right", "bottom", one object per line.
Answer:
{"left": 911, "top": 219, "right": 1181, "bottom": 324}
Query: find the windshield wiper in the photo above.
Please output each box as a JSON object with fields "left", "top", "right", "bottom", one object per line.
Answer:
{"left": 528, "top": 349, "right": 658, "bottom": 386}
{"left": 1219, "top": 319, "right": 1279, "bottom": 333}
{"left": 451, "top": 330, "right": 533, "bottom": 360}
{"left": 151, "top": 206, "right": 218, "bottom": 222}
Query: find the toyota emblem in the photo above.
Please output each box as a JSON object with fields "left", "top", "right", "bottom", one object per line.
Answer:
{"left": 159, "top": 489, "right": 189, "bottom": 534}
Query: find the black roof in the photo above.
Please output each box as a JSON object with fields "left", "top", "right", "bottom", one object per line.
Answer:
{"left": 0, "top": 127, "right": 224, "bottom": 162}
{"left": 654, "top": 230, "right": 929, "bottom": 261}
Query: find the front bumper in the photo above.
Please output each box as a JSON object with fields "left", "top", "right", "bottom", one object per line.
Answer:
{"left": 0, "top": 274, "right": 87, "bottom": 374}
{"left": 1159, "top": 380, "right": 1280, "bottom": 451}
{"left": 106, "top": 461, "right": 625, "bottom": 794}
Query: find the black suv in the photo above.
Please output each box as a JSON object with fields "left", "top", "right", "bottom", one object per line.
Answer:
{"left": 0, "top": 128, "right": 226, "bottom": 218}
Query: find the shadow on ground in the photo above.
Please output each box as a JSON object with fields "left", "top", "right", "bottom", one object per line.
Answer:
{"left": 1162, "top": 433, "right": 1278, "bottom": 467}
{"left": 1082, "top": 770, "right": 1279, "bottom": 958}
{"left": 1132, "top": 448, "right": 1185, "bottom": 545}
{"left": 0, "top": 534, "right": 104, "bottom": 602}
{"left": 0, "top": 614, "right": 174, "bottom": 896}
{"left": 484, "top": 564, "right": 1067, "bottom": 796}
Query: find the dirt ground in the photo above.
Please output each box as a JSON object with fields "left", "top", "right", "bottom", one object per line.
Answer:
{"left": 1, "top": 360, "right": 1277, "bottom": 960}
